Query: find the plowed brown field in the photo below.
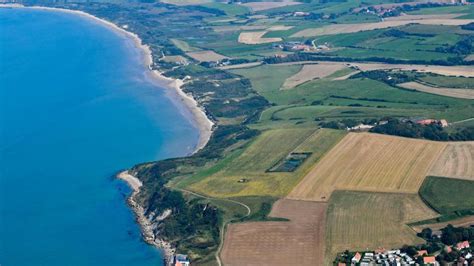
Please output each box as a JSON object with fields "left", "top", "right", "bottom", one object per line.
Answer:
{"left": 221, "top": 199, "right": 327, "bottom": 266}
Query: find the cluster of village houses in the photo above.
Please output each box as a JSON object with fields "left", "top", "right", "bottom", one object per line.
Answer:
{"left": 341, "top": 241, "right": 472, "bottom": 266}
{"left": 272, "top": 41, "right": 330, "bottom": 52}
{"left": 347, "top": 119, "right": 449, "bottom": 131}
{"left": 353, "top": 0, "right": 468, "bottom": 17}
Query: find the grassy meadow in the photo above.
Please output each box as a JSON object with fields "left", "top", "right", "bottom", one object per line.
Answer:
{"left": 179, "top": 128, "right": 345, "bottom": 198}
{"left": 420, "top": 176, "right": 474, "bottom": 214}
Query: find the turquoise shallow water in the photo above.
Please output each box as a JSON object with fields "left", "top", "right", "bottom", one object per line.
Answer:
{"left": 0, "top": 8, "right": 199, "bottom": 265}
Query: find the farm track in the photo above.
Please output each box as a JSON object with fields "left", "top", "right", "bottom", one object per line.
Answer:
{"left": 169, "top": 187, "right": 251, "bottom": 266}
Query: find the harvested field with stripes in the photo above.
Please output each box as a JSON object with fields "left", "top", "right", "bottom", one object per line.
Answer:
{"left": 292, "top": 15, "right": 473, "bottom": 37}
{"left": 221, "top": 199, "right": 327, "bottom": 266}
{"left": 399, "top": 82, "right": 474, "bottom": 99}
{"left": 238, "top": 31, "right": 282, "bottom": 44}
{"left": 282, "top": 62, "right": 348, "bottom": 89}
{"left": 326, "top": 191, "right": 438, "bottom": 264}
{"left": 287, "top": 133, "right": 446, "bottom": 201}
{"left": 429, "top": 142, "right": 474, "bottom": 180}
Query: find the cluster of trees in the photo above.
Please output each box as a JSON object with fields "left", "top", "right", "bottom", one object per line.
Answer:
{"left": 319, "top": 118, "right": 378, "bottom": 129}
{"left": 413, "top": 225, "right": 474, "bottom": 263}
{"left": 461, "top": 22, "right": 474, "bottom": 31}
{"left": 351, "top": 70, "right": 416, "bottom": 86}
{"left": 436, "top": 36, "right": 474, "bottom": 55}
{"left": 264, "top": 53, "right": 473, "bottom": 66}
{"left": 370, "top": 119, "right": 474, "bottom": 141}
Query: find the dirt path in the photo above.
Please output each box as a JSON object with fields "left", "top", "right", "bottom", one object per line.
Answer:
{"left": 170, "top": 187, "right": 251, "bottom": 266}
{"left": 451, "top": 117, "right": 474, "bottom": 125}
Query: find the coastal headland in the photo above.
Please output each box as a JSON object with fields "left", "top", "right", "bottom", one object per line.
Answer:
{"left": 6, "top": 1, "right": 474, "bottom": 265}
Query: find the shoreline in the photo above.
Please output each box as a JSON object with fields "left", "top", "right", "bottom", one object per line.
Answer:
{"left": 117, "top": 171, "right": 175, "bottom": 264}
{"left": 1, "top": 4, "right": 213, "bottom": 152}
{"left": 1, "top": 4, "right": 214, "bottom": 263}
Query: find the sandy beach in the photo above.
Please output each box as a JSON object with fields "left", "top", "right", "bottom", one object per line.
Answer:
{"left": 1, "top": 4, "right": 214, "bottom": 263}
{"left": 1, "top": 4, "right": 213, "bottom": 153}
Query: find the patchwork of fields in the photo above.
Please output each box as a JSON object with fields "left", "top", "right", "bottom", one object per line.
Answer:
{"left": 287, "top": 133, "right": 446, "bottom": 201}
{"left": 291, "top": 14, "right": 473, "bottom": 37}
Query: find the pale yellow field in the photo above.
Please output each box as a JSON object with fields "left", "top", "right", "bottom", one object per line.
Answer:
{"left": 292, "top": 15, "right": 474, "bottom": 37}
{"left": 242, "top": 1, "right": 301, "bottom": 12}
{"left": 287, "top": 133, "right": 447, "bottom": 201}
{"left": 273, "top": 61, "right": 474, "bottom": 78}
{"left": 218, "top": 62, "right": 263, "bottom": 70}
{"left": 186, "top": 50, "right": 228, "bottom": 62}
{"left": 399, "top": 82, "right": 474, "bottom": 99}
{"left": 282, "top": 62, "right": 348, "bottom": 89}
{"left": 326, "top": 191, "right": 438, "bottom": 264}
{"left": 161, "top": 55, "right": 189, "bottom": 64}
{"left": 351, "top": 62, "right": 474, "bottom": 77}
{"left": 238, "top": 31, "right": 282, "bottom": 44}
{"left": 429, "top": 142, "right": 474, "bottom": 181}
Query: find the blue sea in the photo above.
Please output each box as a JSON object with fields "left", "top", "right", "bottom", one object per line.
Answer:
{"left": 0, "top": 8, "right": 200, "bottom": 265}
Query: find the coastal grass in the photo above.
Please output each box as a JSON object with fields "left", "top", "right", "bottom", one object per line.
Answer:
{"left": 326, "top": 191, "right": 438, "bottom": 264}
{"left": 419, "top": 176, "right": 474, "bottom": 214}
{"left": 171, "top": 38, "right": 201, "bottom": 52}
{"left": 185, "top": 128, "right": 345, "bottom": 198}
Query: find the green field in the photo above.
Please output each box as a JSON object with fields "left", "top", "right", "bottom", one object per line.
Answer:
{"left": 229, "top": 64, "right": 302, "bottom": 94}
{"left": 408, "top": 4, "right": 474, "bottom": 19}
{"left": 180, "top": 128, "right": 345, "bottom": 198}
{"left": 420, "top": 176, "right": 474, "bottom": 214}
{"left": 202, "top": 3, "right": 250, "bottom": 16}
{"left": 418, "top": 74, "right": 474, "bottom": 89}
{"left": 326, "top": 191, "right": 439, "bottom": 264}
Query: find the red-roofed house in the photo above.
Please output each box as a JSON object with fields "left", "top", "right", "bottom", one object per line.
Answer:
{"left": 423, "top": 256, "right": 437, "bottom": 265}
{"left": 456, "top": 240, "right": 470, "bottom": 250}
{"left": 417, "top": 119, "right": 436, "bottom": 125}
